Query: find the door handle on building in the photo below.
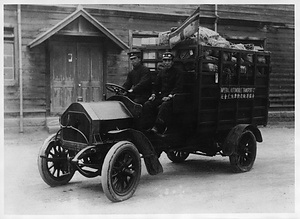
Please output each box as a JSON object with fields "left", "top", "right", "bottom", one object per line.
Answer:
{"left": 77, "top": 83, "right": 83, "bottom": 102}
{"left": 68, "top": 53, "right": 73, "bottom": 62}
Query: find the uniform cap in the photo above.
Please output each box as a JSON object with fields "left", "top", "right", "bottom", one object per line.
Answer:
{"left": 128, "top": 49, "right": 141, "bottom": 59}
{"left": 162, "top": 52, "right": 174, "bottom": 60}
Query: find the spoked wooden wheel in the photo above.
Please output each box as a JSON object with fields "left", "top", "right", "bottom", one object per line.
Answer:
{"left": 229, "top": 130, "right": 257, "bottom": 172}
{"left": 101, "top": 141, "right": 141, "bottom": 202}
{"left": 38, "top": 134, "right": 75, "bottom": 186}
{"left": 167, "top": 150, "right": 189, "bottom": 163}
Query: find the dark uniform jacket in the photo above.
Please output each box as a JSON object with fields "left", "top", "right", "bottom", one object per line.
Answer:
{"left": 152, "top": 65, "right": 184, "bottom": 97}
{"left": 122, "top": 63, "right": 152, "bottom": 96}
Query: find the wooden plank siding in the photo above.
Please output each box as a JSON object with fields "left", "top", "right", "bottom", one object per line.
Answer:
{"left": 3, "top": 4, "right": 294, "bottom": 126}
{"left": 6, "top": 19, "right": 48, "bottom": 117}
{"left": 267, "top": 26, "right": 294, "bottom": 111}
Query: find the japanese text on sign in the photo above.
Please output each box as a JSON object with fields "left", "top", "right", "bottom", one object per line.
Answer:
{"left": 220, "top": 87, "right": 255, "bottom": 100}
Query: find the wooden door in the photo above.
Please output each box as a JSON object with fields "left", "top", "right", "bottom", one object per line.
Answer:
{"left": 50, "top": 41, "right": 104, "bottom": 114}
{"left": 50, "top": 42, "right": 76, "bottom": 114}
{"left": 77, "top": 43, "right": 103, "bottom": 102}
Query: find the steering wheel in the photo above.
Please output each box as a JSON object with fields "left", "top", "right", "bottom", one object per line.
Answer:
{"left": 105, "top": 83, "right": 128, "bottom": 95}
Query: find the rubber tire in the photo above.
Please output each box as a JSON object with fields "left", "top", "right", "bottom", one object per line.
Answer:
{"left": 38, "top": 134, "right": 75, "bottom": 187}
{"left": 167, "top": 150, "right": 189, "bottom": 163}
{"left": 101, "top": 141, "right": 141, "bottom": 202}
{"left": 229, "top": 130, "right": 257, "bottom": 173}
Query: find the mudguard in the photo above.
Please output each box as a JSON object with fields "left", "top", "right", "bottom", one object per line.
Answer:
{"left": 222, "top": 124, "right": 263, "bottom": 156}
{"left": 108, "top": 129, "right": 163, "bottom": 175}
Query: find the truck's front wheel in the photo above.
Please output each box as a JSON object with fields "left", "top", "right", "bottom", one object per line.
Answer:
{"left": 101, "top": 141, "right": 141, "bottom": 202}
{"left": 38, "top": 134, "right": 75, "bottom": 186}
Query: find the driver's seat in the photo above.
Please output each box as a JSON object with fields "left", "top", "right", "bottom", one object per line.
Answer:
{"left": 107, "top": 95, "right": 143, "bottom": 118}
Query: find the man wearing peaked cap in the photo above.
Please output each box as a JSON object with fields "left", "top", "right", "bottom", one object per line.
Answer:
{"left": 127, "top": 49, "right": 141, "bottom": 59}
{"left": 162, "top": 51, "right": 174, "bottom": 60}
{"left": 142, "top": 51, "right": 184, "bottom": 135}
{"left": 122, "top": 49, "right": 152, "bottom": 104}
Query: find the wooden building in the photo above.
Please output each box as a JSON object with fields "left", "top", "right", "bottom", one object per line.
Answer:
{"left": 3, "top": 4, "right": 294, "bottom": 131}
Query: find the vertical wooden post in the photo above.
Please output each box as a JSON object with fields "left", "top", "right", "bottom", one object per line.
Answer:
{"left": 214, "top": 4, "right": 218, "bottom": 32}
{"left": 17, "top": 5, "right": 23, "bottom": 133}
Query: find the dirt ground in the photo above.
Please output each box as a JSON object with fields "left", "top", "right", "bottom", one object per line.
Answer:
{"left": 1, "top": 123, "right": 298, "bottom": 219}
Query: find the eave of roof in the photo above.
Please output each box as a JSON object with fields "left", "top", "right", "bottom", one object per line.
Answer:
{"left": 28, "top": 6, "right": 129, "bottom": 50}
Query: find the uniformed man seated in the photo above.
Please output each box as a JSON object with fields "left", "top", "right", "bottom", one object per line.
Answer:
{"left": 122, "top": 49, "right": 152, "bottom": 104}
{"left": 142, "top": 52, "right": 184, "bottom": 134}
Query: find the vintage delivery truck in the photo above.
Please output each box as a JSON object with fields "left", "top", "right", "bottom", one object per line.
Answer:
{"left": 38, "top": 41, "right": 271, "bottom": 202}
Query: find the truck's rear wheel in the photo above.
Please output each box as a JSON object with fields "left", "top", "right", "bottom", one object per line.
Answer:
{"left": 101, "top": 141, "right": 141, "bottom": 202}
{"left": 229, "top": 130, "right": 257, "bottom": 172}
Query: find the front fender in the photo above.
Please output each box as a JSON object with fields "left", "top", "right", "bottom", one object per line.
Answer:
{"left": 108, "top": 129, "right": 163, "bottom": 175}
{"left": 39, "top": 133, "right": 58, "bottom": 157}
{"left": 222, "top": 124, "right": 262, "bottom": 156}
